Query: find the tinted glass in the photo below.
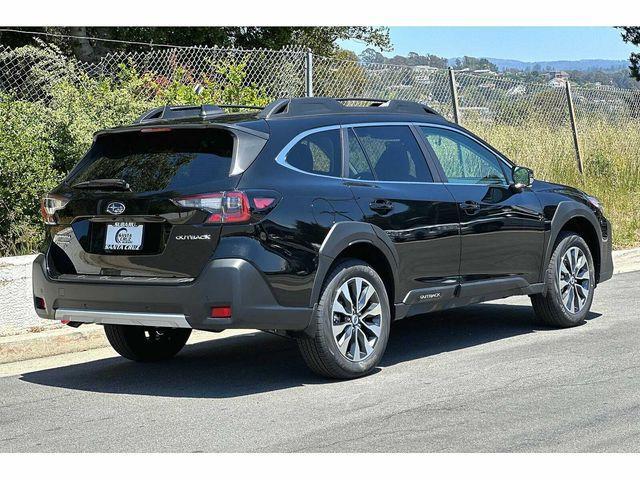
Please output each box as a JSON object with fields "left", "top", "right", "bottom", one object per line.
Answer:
{"left": 285, "top": 129, "right": 342, "bottom": 177}
{"left": 352, "top": 126, "right": 432, "bottom": 182}
{"left": 420, "top": 127, "right": 507, "bottom": 185}
{"left": 347, "top": 129, "right": 375, "bottom": 180}
{"left": 68, "top": 129, "right": 234, "bottom": 193}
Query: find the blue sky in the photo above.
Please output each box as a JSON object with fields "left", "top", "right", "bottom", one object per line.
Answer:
{"left": 339, "top": 27, "right": 636, "bottom": 61}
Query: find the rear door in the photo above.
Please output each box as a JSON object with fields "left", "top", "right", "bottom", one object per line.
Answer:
{"left": 50, "top": 127, "right": 254, "bottom": 279}
{"left": 344, "top": 124, "right": 460, "bottom": 301}
{"left": 418, "top": 125, "right": 545, "bottom": 286}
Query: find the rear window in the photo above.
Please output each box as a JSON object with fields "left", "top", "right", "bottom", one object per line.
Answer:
{"left": 68, "top": 129, "right": 234, "bottom": 192}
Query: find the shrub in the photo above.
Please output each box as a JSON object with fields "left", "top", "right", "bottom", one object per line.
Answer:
{"left": 0, "top": 97, "right": 61, "bottom": 255}
{"left": 47, "top": 66, "right": 156, "bottom": 172}
{"left": 0, "top": 60, "right": 273, "bottom": 256}
{"left": 156, "top": 62, "right": 271, "bottom": 106}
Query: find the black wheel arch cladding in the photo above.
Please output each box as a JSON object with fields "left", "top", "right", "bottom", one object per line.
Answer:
{"left": 309, "top": 221, "right": 400, "bottom": 308}
{"left": 545, "top": 201, "right": 605, "bottom": 285}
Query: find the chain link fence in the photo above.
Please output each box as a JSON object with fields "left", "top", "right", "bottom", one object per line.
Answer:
{"left": 1, "top": 41, "right": 640, "bottom": 174}
{"left": 0, "top": 43, "right": 308, "bottom": 101}
{"left": 2, "top": 41, "right": 640, "bottom": 250}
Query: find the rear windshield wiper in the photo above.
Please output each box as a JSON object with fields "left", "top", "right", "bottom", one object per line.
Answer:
{"left": 72, "top": 179, "right": 131, "bottom": 191}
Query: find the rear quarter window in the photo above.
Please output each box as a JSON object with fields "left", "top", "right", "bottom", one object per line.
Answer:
{"left": 284, "top": 129, "right": 342, "bottom": 177}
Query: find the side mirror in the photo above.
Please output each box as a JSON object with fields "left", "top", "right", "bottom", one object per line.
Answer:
{"left": 512, "top": 166, "right": 534, "bottom": 189}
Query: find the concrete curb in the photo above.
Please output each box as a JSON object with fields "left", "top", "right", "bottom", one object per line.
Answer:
{"left": 1, "top": 247, "right": 639, "bottom": 365}
{"left": 0, "top": 324, "right": 107, "bottom": 365}
{"left": 0, "top": 326, "right": 249, "bottom": 367}
{"left": 612, "top": 247, "right": 640, "bottom": 275}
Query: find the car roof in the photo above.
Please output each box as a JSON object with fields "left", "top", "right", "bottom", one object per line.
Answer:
{"left": 97, "top": 98, "right": 453, "bottom": 138}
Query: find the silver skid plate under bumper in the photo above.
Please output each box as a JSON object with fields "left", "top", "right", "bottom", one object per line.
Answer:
{"left": 54, "top": 309, "right": 191, "bottom": 328}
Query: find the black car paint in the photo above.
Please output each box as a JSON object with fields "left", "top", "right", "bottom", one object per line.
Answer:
{"left": 35, "top": 108, "right": 613, "bottom": 332}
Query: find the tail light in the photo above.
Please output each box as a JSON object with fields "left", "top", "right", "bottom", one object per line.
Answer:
{"left": 173, "top": 191, "right": 278, "bottom": 224}
{"left": 40, "top": 194, "right": 69, "bottom": 225}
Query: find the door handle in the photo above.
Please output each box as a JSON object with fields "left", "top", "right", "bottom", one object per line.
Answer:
{"left": 459, "top": 200, "right": 481, "bottom": 214}
{"left": 369, "top": 199, "right": 394, "bottom": 214}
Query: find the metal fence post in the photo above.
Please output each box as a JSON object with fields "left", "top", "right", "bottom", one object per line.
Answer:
{"left": 448, "top": 67, "right": 461, "bottom": 125}
{"left": 565, "top": 81, "right": 584, "bottom": 174}
{"left": 305, "top": 49, "right": 314, "bottom": 97}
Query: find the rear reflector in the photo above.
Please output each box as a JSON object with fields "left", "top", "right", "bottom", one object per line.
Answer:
{"left": 34, "top": 296, "right": 46, "bottom": 310}
{"left": 210, "top": 306, "right": 232, "bottom": 318}
{"left": 252, "top": 197, "right": 276, "bottom": 210}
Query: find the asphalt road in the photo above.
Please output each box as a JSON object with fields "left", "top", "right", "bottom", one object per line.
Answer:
{"left": 2, "top": 271, "right": 639, "bottom": 452}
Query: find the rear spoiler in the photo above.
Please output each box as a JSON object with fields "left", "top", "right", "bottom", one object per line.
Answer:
{"left": 93, "top": 122, "right": 268, "bottom": 140}
{"left": 135, "top": 104, "right": 263, "bottom": 124}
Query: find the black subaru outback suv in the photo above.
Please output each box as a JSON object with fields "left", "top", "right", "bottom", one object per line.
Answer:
{"left": 33, "top": 97, "right": 613, "bottom": 379}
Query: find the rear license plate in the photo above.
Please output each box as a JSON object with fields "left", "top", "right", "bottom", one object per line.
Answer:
{"left": 105, "top": 222, "right": 144, "bottom": 251}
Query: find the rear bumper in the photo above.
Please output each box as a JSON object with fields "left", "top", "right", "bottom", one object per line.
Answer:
{"left": 32, "top": 254, "right": 313, "bottom": 332}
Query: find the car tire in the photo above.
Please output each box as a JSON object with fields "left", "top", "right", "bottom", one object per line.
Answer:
{"left": 297, "top": 259, "right": 391, "bottom": 379}
{"left": 104, "top": 324, "right": 192, "bottom": 362}
{"left": 531, "top": 232, "right": 595, "bottom": 328}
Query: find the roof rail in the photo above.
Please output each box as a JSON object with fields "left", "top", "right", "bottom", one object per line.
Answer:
{"left": 135, "top": 104, "right": 263, "bottom": 124}
{"left": 134, "top": 98, "right": 441, "bottom": 124}
{"left": 335, "top": 98, "right": 388, "bottom": 106}
{"left": 218, "top": 104, "right": 263, "bottom": 111}
{"left": 257, "top": 97, "right": 441, "bottom": 119}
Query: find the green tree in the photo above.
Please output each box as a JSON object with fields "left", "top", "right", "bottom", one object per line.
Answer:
{"left": 360, "top": 47, "right": 389, "bottom": 64}
{"left": 454, "top": 56, "right": 498, "bottom": 72}
{"left": 619, "top": 27, "right": 640, "bottom": 81}
{"left": 0, "top": 27, "right": 391, "bottom": 62}
{"left": 359, "top": 48, "right": 448, "bottom": 68}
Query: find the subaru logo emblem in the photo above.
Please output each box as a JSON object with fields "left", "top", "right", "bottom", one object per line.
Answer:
{"left": 106, "top": 202, "right": 126, "bottom": 215}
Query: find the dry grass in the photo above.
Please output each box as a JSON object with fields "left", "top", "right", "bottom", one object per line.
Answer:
{"left": 470, "top": 120, "right": 640, "bottom": 249}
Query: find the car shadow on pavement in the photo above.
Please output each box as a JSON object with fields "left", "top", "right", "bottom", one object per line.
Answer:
{"left": 20, "top": 303, "right": 601, "bottom": 399}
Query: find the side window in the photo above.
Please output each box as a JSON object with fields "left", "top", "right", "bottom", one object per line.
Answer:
{"left": 284, "top": 129, "right": 342, "bottom": 177}
{"left": 420, "top": 127, "right": 507, "bottom": 185}
{"left": 352, "top": 125, "right": 433, "bottom": 182}
{"left": 347, "top": 128, "right": 375, "bottom": 180}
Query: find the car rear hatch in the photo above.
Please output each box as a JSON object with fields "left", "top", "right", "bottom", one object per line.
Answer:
{"left": 46, "top": 125, "right": 267, "bottom": 280}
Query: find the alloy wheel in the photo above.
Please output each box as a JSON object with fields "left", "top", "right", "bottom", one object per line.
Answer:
{"left": 558, "top": 246, "right": 591, "bottom": 314}
{"left": 331, "top": 277, "right": 383, "bottom": 362}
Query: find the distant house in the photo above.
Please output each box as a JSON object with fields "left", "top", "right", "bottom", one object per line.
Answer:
{"left": 413, "top": 65, "right": 440, "bottom": 85}
{"left": 507, "top": 85, "right": 527, "bottom": 96}
{"left": 471, "top": 69, "right": 496, "bottom": 75}
{"left": 413, "top": 65, "right": 439, "bottom": 71}
{"left": 547, "top": 71, "right": 570, "bottom": 88}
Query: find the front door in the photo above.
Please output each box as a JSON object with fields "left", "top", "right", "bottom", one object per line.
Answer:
{"left": 418, "top": 125, "right": 545, "bottom": 286}
{"left": 344, "top": 124, "right": 460, "bottom": 302}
